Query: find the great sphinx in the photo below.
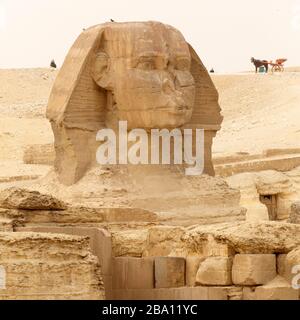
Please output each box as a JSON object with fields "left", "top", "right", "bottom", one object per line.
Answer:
{"left": 47, "top": 21, "right": 222, "bottom": 185}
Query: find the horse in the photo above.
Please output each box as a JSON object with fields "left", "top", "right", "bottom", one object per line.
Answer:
{"left": 251, "top": 57, "right": 269, "bottom": 73}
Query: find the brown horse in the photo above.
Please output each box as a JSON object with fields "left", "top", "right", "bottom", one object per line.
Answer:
{"left": 251, "top": 57, "right": 269, "bottom": 73}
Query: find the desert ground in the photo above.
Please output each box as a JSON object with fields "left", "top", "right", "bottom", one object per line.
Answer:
{"left": 213, "top": 71, "right": 300, "bottom": 156}
{"left": 0, "top": 67, "right": 299, "bottom": 181}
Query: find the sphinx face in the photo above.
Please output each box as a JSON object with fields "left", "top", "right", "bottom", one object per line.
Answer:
{"left": 92, "top": 22, "right": 196, "bottom": 129}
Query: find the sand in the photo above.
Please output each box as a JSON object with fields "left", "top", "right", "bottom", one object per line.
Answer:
{"left": 212, "top": 72, "right": 300, "bottom": 156}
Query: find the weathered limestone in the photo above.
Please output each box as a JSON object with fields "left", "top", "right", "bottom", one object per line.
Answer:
{"left": 277, "top": 254, "right": 289, "bottom": 278}
{"left": 112, "top": 286, "right": 230, "bottom": 300}
{"left": 226, "top": 170, "right": 300, "bottom": 222}
{"left": 202, "top": 236, "right": 235, "bottom": 257}
{"left": 0, "top": 232, "right": 105, "bottom": 300}
{"left": 0, "top": 188, "right": 67, "bottom": 211}
{"left": 196, "top": 257, "right": 233, "bottom": 286}
{"left": 47, "top": 21, "right": 222, "bottom": 186}
{"left": 242, "top": 287, "right": 256, "bottom": 300}
{"left": 143, "top": 226, "right": 186, "bottom": 257}
{"left": 226, "top": 173, "right": 269, "bottom": 222}
{"left": 112, "top": 229, "right": 149, "bottom": 257}
{"left": 186, "top": 256, "right": 204, "bottom": 287}
{"left": 16, "top": 226, "right": 114, "bottom": 298}
{"left": 286, "top": 247, "right": 300, "bottom": 265}
{"left": 113, "top": 257, "right": 154, "bottom": 289}
{"left": 0, "top": 218, "right": 13, "bottom": 232}
{"left": 286, "top": 247, "right": 300, "bottom": 284}
{"left": 255, "top": 276, "right": 299, "bottom": 300}
{"left": 232, "top": 254, "right": 276, "bottom": 286}
{"left": 23, "top": 143, "right": 55, "bottom": 165}
{"left": 154, "top": 257, "right": 185, "bottom": 288}
{"left": 289, "top": 202, "right": 300, "bottom": 224}
{"left": 184, "top": 222, "right": 300, "bottom": 254}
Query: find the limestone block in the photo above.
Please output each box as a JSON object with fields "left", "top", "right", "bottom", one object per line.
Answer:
{"left": 277, "top": 254, "right": 291, "bottom": 280}
{"left": 196, "top": 257, "right": 233, "bottom": 286}
{"left": 255, "top": 276, "right": 299, "bottom": 300}
{"left": 286, "top": 247, "right": 300, "bottom": 284}
{"left": 176, "top": 287, "right": 230, "bottom": 300}
{"left": 185, "top": 222, "right": 300, "bottom": 254}
{"left": 202, "top": 237, "right": 235, "bottom": 257}
{"left": 112, "top": 258, "right": 127, "bottom": 289}
{"left": 225, "top": 286, "right": 243, "bottom": 300}
{"left": 143, "top": 226, "right": 186, "bottom": 257}
{"left": 277, "top": 254, "right": 287, "bottom": 276}
{"left": 0, "top": 187, "right": 67, "bottom": 210}
{"left": 112, "top": 289, "right": 133, "bottom": 300}
{"left": 155, "top": 257, "right": 185, "bottom": 288}
{"left": 243, "top": 287, "right": 256, "bottom": 300}
{"left": 288, "top": 202, "right": 300, "bottom": 224}
{"left": 286, "top": 247, "right": 300, "bottom": 266}
{"left": 154, "top": 287, "right": 228, "bottom": 300}
{"left": 153, "top": 289, "right": 176, "bottom": 300}
{"left": 186, "top": 256, "right": 204, "bottom": 287}
{"left": 191, "top": 286, "right": 238, "bottom": 300}
{"left": 207, "top": 287, "right": 229, "bottom": 300}
{"left": 174, "top": 288, "right": 193, "bottom": 300}
{"left": 103, "top": 275, "right": 113, "bottom": 300}
{"left": 232, "top": 254, "right": 276, "bottom": 285}
{"left": 112, "top": 257, "right": 154, "bottom": 290}
{"left": 127, "top": 258, "right": 154, "bottom": 289}
{"left": 112, "top": 229, "right": 149, "bottom": 258}
{"left": 130, "top": 289, "right": 155, "bottom": 300}
{"left": 0, "top": 232, "right": 104, "bottom": 300}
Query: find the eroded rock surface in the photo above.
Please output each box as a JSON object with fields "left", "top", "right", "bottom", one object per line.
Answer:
{"left": 289, "top": 202, "right": 300, "bottom": 224}
{"left": 0, "top": 232, "right": 105, "bottom": 300}
{"left": 184, "top": 222, "right": 300, "bottom": 254}
{"left": 0, "top": 187, "right": 67, "bottom": 210}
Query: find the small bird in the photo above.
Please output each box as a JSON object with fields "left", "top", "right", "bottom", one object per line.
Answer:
{"left": 110, "top": 19, "right": 115, "bottom": 22}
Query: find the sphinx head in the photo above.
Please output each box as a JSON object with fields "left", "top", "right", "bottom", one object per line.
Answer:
{"left": 92, "top": 22, "right": 196, "bottom": 129}
{"left": 47, "top": 21, "right": 222, "bottom": 185}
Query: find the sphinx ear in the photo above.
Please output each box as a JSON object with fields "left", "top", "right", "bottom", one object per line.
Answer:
{"left": 92, "top": 52, "right": 114, "bottom": 90}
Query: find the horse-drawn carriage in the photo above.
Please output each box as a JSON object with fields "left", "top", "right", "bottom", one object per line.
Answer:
{"left": 269, "top": 59, "right": 287, "bottom": 72}
{"left": 251, "top": 57, "right": 287, "bottom": 73}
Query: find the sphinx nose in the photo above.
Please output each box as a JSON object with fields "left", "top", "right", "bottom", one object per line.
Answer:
{"left": 162, "top": 78, "right": 175, "bottom": 94}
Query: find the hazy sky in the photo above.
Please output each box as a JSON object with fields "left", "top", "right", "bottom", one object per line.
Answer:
{"left": 0, "top": 0, "right": 300, "bottom": 72}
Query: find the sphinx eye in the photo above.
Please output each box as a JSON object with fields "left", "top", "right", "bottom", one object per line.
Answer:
{"left": 175, "top": 57, "right": 190, "bottom": 71}
{"left": 137, "top": 57, "right": 156, "bottom": 70}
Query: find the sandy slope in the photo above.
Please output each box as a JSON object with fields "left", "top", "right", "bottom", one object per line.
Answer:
{"left": 0, "top": 68, "right": 55, "bottom": 161}
{"left": 212, "top": 72, "right": 300, "bottom": 156}
{"left": 0, "top": 68, "right": 299, "bottom": 167}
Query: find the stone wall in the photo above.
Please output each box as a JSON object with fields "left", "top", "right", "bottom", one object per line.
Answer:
{"left": 17, "top": 226, "right": 113, "bottom": 299}
{"left": 0, "top": 232, "right": 105, "bottom": 300}
{"left": 110, "top": 252, "right": 299, "bottom": 300}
